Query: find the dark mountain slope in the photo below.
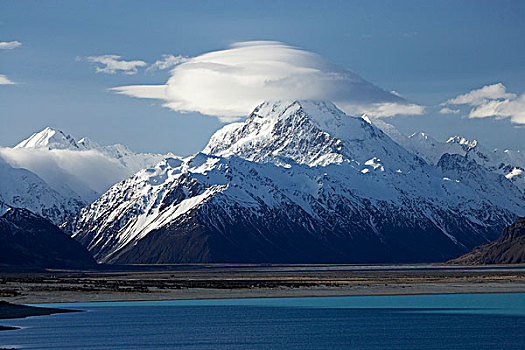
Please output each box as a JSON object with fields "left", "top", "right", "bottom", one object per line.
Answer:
{"left": 449, "top": 217, "right": 525, "bottom": 264}
{"left": 0, "top": 205, "right": 96, "bottom": 269}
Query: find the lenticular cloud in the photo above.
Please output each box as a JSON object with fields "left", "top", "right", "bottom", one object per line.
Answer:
{"left": 113, "top": 41, "right": 423, "bottom": 121}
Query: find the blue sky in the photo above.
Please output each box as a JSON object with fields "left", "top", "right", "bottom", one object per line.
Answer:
{"left": 1, "top": 0, "right": 524, "bottom": 154}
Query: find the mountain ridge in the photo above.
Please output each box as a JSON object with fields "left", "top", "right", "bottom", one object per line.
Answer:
{"left": 372, "top": 119, "right": 525, "bottom": 191}
{"left": 15, "top": 127, "right": 80, "bottom": 150}
{"left": 72, "top": 100, "right": 524, "bottom": 264}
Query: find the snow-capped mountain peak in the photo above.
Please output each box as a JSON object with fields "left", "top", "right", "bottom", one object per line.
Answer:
{"left": 15, "top": 127, "right": 80, "bottom": 150}
{"left": 77, "top": 137, "right": 100, "bottom": 149}
{"left": 0, "top": 157, "right": 84, "bottom": 225}
{"left": 446, "top": 136, "right": 478, "bottom": 151}
{"left": 204, "top": 100, "right": 422, "bottom": 170}
{"left": 409, "top": 132, "right": 433, "bottom": 142}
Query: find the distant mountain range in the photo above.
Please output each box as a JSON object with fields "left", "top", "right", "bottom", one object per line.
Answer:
{"left": 69, "top": 101, "right": 524, "bottom": 264}
{"left": 373, "top": 119, "right": 525, "bottom": 191}
{"left": 1, "top": 101, "right": 524, "bottom": 266}
{"left": 0, "top": 127, "right": 172, "bottom": 224}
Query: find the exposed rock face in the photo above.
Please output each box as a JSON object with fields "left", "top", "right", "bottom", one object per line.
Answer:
{"left": 449, "top": 217, "right": 525, "bottom": 264}
{"left": 0, "top": 205, "right": 96, "bottom": 269}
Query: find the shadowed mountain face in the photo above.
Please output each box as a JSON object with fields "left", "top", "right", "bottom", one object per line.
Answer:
{"left": 449, "top": 217, "right": 525, "bottom": 265}
{"left": 0, "top": 205, "right": 96, "bottom": 269}
{"left": 72, "top": 101, "right": 524, "bottom": 264}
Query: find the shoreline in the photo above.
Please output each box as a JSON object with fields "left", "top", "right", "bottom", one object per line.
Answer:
{"left": 0, "top": 302, "right": 79, "bottom": 331}
{"left": 2, "top": 264, "right": 525, "bottom": 305}
{"left": 26, "top": 289, "right": 525, "bottom": 305}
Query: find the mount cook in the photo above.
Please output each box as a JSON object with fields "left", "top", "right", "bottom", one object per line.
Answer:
{"left": 71, "top": 101, "right": 525, "bottom": 264}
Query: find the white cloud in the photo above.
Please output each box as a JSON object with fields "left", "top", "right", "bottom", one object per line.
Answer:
{"left": 0, "top": 74, "right": 15, "bottom": 85}
{"left": 112, "top": 41, "right": 423, "bottom": 121}
{"left": 113, "top": 85, "right": 167, "bottom": 99}
{"left": 446, "top": 83, "right": 516, "bottom": 106}
{"left": 0, "top": 147, "right": 130, "bottom": 202}
{"left": 469, "top": 94, "right": 525, "bottom": 124}
{"left": 85, "top": 55, "right": 147, "bottom": 75}
{"left": 339, "top": 102, "right": 424, "bottom": 118}
{"left": 146, "top": 54, "right": 188, "bottom": 72}
{"left": 0, "top": 41, "right": 21, "bottom": 50}
{"left": 0, "top": 41, "right": 20, "bottom": 85}
{"left": 439, "top": 107, "right": 460, "bottom": 114}
{"left": 390, "top": 90, "right": 403, "bottom": 97}
{"left": 444, "top": 83, "right": 525, "bottom": 124}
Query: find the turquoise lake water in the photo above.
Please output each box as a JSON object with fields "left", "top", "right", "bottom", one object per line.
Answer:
{"left": 1, "top": 293, "right": 524, "bottom": 349}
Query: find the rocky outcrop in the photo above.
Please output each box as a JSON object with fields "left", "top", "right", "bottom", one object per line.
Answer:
{"left": 448, "top": 217, "right": 525, "bottom": 264}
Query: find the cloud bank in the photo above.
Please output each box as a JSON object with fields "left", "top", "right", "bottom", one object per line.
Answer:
{"left": 445, "top": 83, "right": 525, "bottom": 124}
{"left": 0, "top": 74, "right": 15, "bottom": 85}
{"left": 85, "top": 55, "right": 147, "bottom": 75}
{"left": 0, "top": 147, "right": 130, "bottom": 202}
{"left": 112, "top": 41, "right": 423, "bottom": 121}
{"left": 446, "top": 83, "right": 516, "bottom": 106}
{"left": 0, "top": 41, "right": 21, "bottom": 50}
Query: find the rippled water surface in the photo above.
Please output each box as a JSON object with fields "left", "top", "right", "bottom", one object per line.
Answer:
{"left": 1, "top": 293, "right": 524, "bottom": 349}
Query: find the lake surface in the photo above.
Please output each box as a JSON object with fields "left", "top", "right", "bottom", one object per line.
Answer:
{"left": 1, "top": 293, "right": 524, "bottom": 349}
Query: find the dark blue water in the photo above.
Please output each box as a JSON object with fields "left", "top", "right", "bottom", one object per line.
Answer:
{"left": 1, "top": 293, "right": 524, "bottom": 349}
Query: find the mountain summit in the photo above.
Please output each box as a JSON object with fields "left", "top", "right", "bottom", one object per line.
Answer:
{"left": 15, "top": 127, "right": 80, "bottom": 150}
{"left": 204, "top": 100, "right": 422, "bottom": 170}
{"left": 73, "top": 100, "right": 524, "bottom": 264}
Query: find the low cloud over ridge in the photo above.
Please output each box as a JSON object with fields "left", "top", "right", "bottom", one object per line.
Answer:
{"left": 112, "top": 41, "right": 424, "bottom": 121}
